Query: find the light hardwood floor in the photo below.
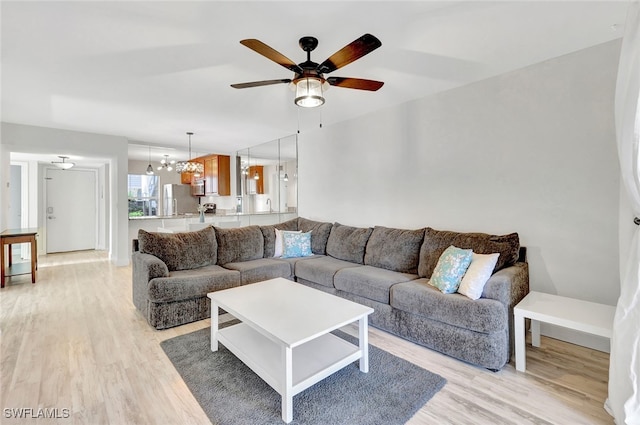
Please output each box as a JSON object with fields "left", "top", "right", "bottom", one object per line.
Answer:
{"left": 1, "top": 250, "right": 612, "bottom": 424}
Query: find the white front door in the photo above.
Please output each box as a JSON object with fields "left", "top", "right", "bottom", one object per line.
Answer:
{"left": 45, "top": 168, "right": 97, "bottom": 253}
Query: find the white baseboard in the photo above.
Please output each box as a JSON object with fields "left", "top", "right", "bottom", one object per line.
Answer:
{"left": 540, "top": 323, "right": 611, "bottom": 353}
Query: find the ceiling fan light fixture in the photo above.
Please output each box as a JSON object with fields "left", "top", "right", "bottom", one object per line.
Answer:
{"left": 232, "top": 34, "right": 382, "bottom": 108}
{"left": 51, "top": 156, "right": 75, "bottom": 170}
{"left": 294, "top": 77, "right": 325, "bottom": 108}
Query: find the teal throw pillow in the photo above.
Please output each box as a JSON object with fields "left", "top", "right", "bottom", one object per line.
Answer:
{"left": 282, "top": 231, "right": 313, "bottom": 258}
{"left": 429, "top": 245, "right": 473, "bottom": 294}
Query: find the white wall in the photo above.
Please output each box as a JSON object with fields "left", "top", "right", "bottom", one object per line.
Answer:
{"left": 1, "top": 123, "right": 129, "bottom": 266}
{"left": 0, "top": 143, "right": 10, "bottom": 232}
{"left": 299, "top": 41, "right": 621, "bottom": 328}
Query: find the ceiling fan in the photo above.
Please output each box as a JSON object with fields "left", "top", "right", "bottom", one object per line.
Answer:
{"left": 231, "top": 34, "right": 384, "bottom": 108}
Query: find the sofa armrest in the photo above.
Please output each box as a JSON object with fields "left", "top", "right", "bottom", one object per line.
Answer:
{"left": 482, "top": 262, "right": 529, "bottom": 308}
{"left": 482, "top": 262, "right": 529, "bottom": 361}
{"left": 133, "top": 252, "right": 170, "bottom": 281}
{"left": 132, "top": 252, "right": 170, "bottom": 315}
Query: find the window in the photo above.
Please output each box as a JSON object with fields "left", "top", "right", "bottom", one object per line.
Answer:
{"left": 128, "top": 174, "right": 159, "bottom": 217}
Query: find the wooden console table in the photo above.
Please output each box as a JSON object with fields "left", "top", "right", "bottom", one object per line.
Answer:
{"left": 514, "top": 291, "right": 615, "bottom": 372}
{"left": 1, "top": 228, "right": 38, "bottom": 288}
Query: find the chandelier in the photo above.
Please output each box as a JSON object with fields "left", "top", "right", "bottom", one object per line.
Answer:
{"left": 157, "top": 154, "right": 175, "bottom": 172}
{"left": 175, "top": 132, "right": 203, "bottom": 177}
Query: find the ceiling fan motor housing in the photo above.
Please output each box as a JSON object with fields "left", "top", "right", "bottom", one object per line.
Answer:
{"left": 299, "top": 36, "right": 319, "bottom": 52}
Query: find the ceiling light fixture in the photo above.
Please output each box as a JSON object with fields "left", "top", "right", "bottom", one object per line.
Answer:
{"left": 51, "top": 156, "right": 75, "bottom": 170}
{"left": 157, "top": 154, "right": 175, "bottom": 171}
{"left": 294, "top": 77, "right": 327, "bottom": 108}
{"left": 175, "top": 132, "right": 204, "bottom": 177}
{"left": 146, "top": 146, "right": 154, "bottom": 175}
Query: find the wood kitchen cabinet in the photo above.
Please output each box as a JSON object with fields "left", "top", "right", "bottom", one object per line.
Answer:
{"left": 248, "top": 165, "right": 264, "bottom": 194}
{"left": 180, "top": 171, "right": 193, "bottom": 185}
{"left": 203, "top": 154, "right": 231, "bottom": 196}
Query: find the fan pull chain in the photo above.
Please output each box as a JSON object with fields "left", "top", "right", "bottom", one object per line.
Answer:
{"left": 297, "top": 108, "right": 301, "bottom": 134}
{"left": 319, "top": 109, "right": 323, "bottom": 128}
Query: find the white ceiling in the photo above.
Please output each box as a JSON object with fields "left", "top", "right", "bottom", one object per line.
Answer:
{"left": 1, "top": 1, "right": 629, "bottom": 164}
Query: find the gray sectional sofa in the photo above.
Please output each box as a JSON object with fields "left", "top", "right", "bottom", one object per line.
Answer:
{"left": 132, "top": 217, "right": 529, "bottom": 370}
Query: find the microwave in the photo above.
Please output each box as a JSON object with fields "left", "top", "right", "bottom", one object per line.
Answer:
{"left": 191, "top": 179, "right": 205, "bottom": 196}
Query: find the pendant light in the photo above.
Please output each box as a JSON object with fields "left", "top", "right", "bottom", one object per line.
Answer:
{"left": 175, "top": 132, "right": 204, "bottom": 177}
{"left": 146, "top": 146, "right": 154, "bottom": 175}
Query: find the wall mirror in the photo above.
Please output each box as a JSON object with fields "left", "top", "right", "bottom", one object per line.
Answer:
{"left": 236, "top": 134, "right": 297, "bottom": 215}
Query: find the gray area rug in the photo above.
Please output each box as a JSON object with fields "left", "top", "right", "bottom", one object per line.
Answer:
{"left": 161, "top": 325, "right": 446, "bottom": 425}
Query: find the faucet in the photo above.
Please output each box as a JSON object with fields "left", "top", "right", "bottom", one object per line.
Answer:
{"left": 266, "top": 198, "right": 272, "bottom": 213}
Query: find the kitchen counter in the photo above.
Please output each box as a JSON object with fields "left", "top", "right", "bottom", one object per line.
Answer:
{"left": 128, "top": 211, "right": 291, "bottom": 220}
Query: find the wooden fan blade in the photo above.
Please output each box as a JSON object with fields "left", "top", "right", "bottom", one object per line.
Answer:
{"left": 240, "top": 39, "right": 303, "bottom": 73}
{"left": 326, "top": 77, "right": 384, "bottom": 91}
{"left": 231, "top": 79, "right": 292, "bottom": 89}
{"left": 317, "top": 34, "right": 382, "bottom": 74}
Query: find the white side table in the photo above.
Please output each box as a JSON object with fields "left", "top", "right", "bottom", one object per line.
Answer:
{"left": 514, "top": 291, "right": 615, "bottom": 372}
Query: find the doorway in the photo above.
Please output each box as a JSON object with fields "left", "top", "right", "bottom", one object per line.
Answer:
{"left": 45, "top": 168, "right": 97, "bottom": 253}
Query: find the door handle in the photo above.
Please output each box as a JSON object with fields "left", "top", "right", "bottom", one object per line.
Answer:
{"left": 48, "top": 216, "right": 56, "bottom": 219}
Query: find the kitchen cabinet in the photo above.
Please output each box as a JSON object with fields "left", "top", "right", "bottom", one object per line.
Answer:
{"left": 203, "top": 155, "right": 231, "bottom": 196}
{"left": 248, "top": 165, "right": 264, "bottom": 194}
{"left": 180, "top": 170, "right": 193, "bottom": 185}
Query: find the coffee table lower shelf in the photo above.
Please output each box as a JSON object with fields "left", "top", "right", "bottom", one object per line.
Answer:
{"left": 217, "top": 322, "right": 361, "bottom": 398}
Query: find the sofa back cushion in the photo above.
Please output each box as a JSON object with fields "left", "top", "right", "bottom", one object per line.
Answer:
{"left": 364, "top": 226, "right": 425, "bottom": 274}
{"left": 138, "top": 226, "right": 217, "bottom": 271}
{"left": 261, "top": 218, "right": 299, "bottom": 258}
{"left": 298, "top": 217, "right": 333, "bottom": 255}
{"left": 326, "top": 222, "right": 373, "bottom": 264}
{"left": 215, "top": 225, "right": 264, "bottom": 265}
{"left": 418, "top": 227, "right": 520, "bottom": 278}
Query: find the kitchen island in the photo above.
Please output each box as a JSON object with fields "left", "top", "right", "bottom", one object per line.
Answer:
{"left": 128, "top": 212, "right": 297, "bottom": 256}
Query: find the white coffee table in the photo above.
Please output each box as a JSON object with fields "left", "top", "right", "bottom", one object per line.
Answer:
{"left": 208, "top": 277, "right": 374, "bottom": 423}
{"left": 514, "top": 291, "right": 615, "bottom": 372}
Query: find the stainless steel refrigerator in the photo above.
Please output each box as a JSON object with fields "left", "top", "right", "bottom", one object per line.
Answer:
{"left": 163, "top": 184, "right": 199, "bottom": 216}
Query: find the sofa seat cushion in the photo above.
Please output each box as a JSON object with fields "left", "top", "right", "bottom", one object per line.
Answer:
{"left": 391, "top": 278, "right": 507, "bottom": 333}
{"left": 223, "top": 258, "right": 292, "bottom": 285}
{"left": 148, "top": 265, "right": 240, "bottom": 303}
{"left": 364, "top": 226, "right": 425, "bottom": 273}
{"left": 294, "top": 256, "right": 361, "bottom": 288}
{"left": 138, "top": 226, "right": 217, "bottom": 271}
{"left": 215, "top": 225, "right": 264, "bottom": 265}
{"left": 334, "top": 266, "right": 418, "bottom": 304}
{"left": 275, "top": 255, "right": 323, "bottom": 276}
